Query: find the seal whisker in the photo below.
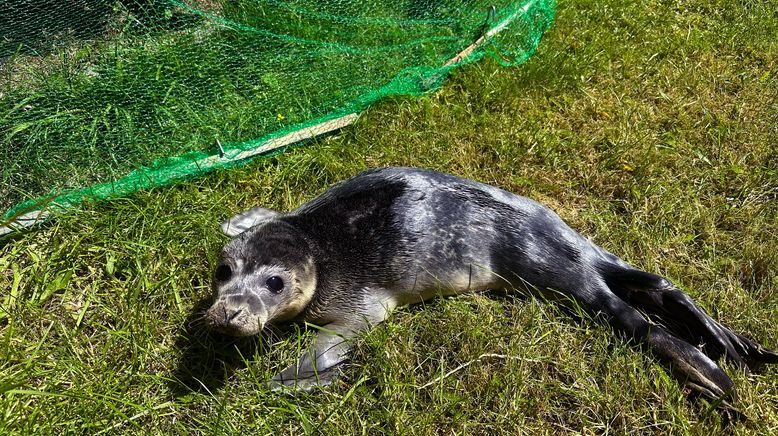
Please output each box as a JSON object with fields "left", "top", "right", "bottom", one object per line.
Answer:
{"left": 262, "top": 324, "right": 285, "bottom": 343}
{"left": 187, "top": 313, "right": 209, "bottom": 329}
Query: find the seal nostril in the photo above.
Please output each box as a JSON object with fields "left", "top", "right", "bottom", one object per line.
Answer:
{"left": 214, "top": 263, "right": 232, "bottom": 282}
{"left": 227, "top": 308, "right": 243, "bottom": 322}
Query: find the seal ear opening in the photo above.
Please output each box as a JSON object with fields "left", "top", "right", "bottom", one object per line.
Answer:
{"left": 221, "top": 206, "right": 280, "bottom": 236}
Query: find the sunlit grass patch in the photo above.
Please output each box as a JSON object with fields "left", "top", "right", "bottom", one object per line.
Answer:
{"left": 1, "top": 0, "right": 777, "bottom": 433}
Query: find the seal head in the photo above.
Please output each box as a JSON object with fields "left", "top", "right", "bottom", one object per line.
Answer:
{"left": 206, "top": 220, "right": 317, "bottom": 336}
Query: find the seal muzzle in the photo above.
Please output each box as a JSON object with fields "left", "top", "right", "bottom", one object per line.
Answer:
{"left": 205, "top": 297, "right": 264, "bottom": 336}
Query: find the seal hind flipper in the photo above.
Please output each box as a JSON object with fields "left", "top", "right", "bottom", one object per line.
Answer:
{"left": 592, "top": 263, "right": 778, "bottom": 407}
{"left": 584, "top": 282, "right": 737, "bottom": 402}
{"left": 603, "top": 266, "right": 778, "bottom": 370}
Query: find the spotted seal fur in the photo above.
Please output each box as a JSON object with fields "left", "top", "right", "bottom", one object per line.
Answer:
{"left": 205, "top": 167, "right": 777, "bottom": 403}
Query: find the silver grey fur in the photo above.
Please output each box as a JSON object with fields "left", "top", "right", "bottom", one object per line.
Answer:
{"left": 206, "top": 167, "right": 777, "bottom": 401}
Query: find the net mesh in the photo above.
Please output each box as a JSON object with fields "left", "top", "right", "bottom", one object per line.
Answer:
{"left": 1, "top": 0, "right": 554, "bottom": 224}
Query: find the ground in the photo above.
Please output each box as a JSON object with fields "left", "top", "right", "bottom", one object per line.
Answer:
{"left": 1, "top": 0, "right": 777, "bottom": 434}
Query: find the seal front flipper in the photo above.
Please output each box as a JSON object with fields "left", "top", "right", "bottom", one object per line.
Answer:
{"left": 268, "top": 295, "right": 393, "bottom": 391}
{"left": 267, "top": 323, "right": 358, "bottom": 392}
{"left": 220, "top": 206, "right": 280, "bottom": 237}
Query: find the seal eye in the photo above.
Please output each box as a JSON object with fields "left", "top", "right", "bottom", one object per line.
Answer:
{"left": 214, "top": 264, "right": 232, "bottom": 282}
{"left": 266, "top": 276, "right": 284, "bottom": 293}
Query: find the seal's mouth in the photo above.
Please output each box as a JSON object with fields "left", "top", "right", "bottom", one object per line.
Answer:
{"left": 205, "top": 301, "right": 262, "bottom": 337}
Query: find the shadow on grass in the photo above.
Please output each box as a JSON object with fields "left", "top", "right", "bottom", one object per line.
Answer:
{"left": 168, "top": 296, "right": 267, "bottom": 397}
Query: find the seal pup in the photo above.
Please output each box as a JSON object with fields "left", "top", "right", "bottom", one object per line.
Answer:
{"left": 206, "top": 167, "right": 777, "bottom": 401}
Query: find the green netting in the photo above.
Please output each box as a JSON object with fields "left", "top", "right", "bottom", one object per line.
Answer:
{"left": 1, "top": 0, "right": 554, "bottom": 226}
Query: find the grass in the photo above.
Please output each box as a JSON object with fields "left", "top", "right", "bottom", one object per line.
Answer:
{"left": 1, "top": 0, "right": 777, "bottom": 433}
